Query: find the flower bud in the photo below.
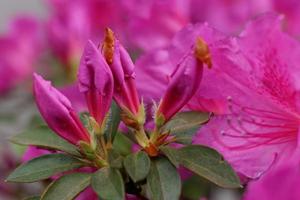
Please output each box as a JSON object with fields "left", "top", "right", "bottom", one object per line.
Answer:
{"left": 33, "top": 73, "right": 90, "bottom": 145}
{"left": 156, "top": 37, "right": 211, "bottom": 125}
{"left": 78, "top": 40, "right": 114, "bottom": 125}
{"left": 102, "top": 28, "right": 140, "bottom": 115}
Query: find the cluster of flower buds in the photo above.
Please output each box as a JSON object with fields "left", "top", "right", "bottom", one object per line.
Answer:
{"left": 33, "top": 28, "right": 211, "bottom": 160}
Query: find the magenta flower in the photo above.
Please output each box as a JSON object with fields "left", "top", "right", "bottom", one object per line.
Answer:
{"left": 190, "top": 13, "right": 300, "bottom": 179}
{"left": 243, "top": 157, "right": 300, "bottom": 200}
{"left": 78, "top": 40, "right": 114, "bottom": 125}
{"left": 33, "top": 73, "right": 90, "bottom": 145}
{"left": 102, "top": 29, "right": 140, "bottom": 115}
{"left": 155, "top": 38, "right": 210, "bottom": 124}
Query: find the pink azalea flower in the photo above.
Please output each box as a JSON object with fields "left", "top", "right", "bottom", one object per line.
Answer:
{"left": 243, "top": 157, "right": 300, "bottom": 200}
{"left": 33, "top": 73, "right": 90, "bottom": 145}
{"left": 0, "top": 16, "right": 42, "bottom": 94}
{"left": 190, "top": 13, "right": 300, "bottom": 179}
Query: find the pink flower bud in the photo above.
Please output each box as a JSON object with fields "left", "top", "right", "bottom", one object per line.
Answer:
{"left": 33, "top": 73, "right": 90, "bottom": 145}
{"left": 102, "top": 28, "right": 140, "bottom": 114}
{"left": 156, "top": 38, "right": 211, "bottom": 123}
{"left": 78, "top": 40, "right": 114, "bottom": 124}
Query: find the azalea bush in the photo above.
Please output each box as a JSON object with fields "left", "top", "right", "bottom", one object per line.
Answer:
{"left": 2, "top": 0, "right": 300, "bottom": 200}
{"left": 6, "top": 29, "right": 241, "bottom": 200}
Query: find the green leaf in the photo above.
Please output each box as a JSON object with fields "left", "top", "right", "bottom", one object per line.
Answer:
{"left": 147, "top": 157, "right": 181, "bottom": 200}
{"left": 160, "top": 146, "right": 179, "bottom": 167}
{"left": 162, "top": 111, "right": 210, "bottom": 144}
{"left": 91, "top": 168, "right": 125, "bottom": 200}
{"left": 104, "top": 101, "right": 121, "bottom": 143}
{"left": 7, "top": 154, "right": 84, "bottom": 183}
{"left": 124, "top": 151, "right": 150, "bottom": 182}
{"left": 113, "top": 132, "right": 133, "bottom": 156}
{"left": 108, "top": 149, "right": 123, "bottom": 169}
{"left": 41, "top": 173, "right": 91, "bottom": 200}
{"left": 178, "top": 145, "right": 241, "bottom": 188}
{"left": 10, "top": 126, "right": 79, "bottom": 156}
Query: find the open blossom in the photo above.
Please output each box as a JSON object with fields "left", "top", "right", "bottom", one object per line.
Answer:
{"left": 243, "top": 156, "right": 300, "bottom": 200}
{"left": 78, "top": 40, "right": 114, "bottom": 125}
{"left": 190, "top": 13, "right": 300, "bottom": 179}
{"left": 33, "top": 73, "right": 90, "bottom": 145}
{"left": 102, "top": 29, "right": 140, "bottom": 115}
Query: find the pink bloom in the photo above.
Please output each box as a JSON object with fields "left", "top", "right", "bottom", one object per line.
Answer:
{"left": 78, "top": 40, "right": 114, "bottom": 124}
{"left": 190, "top": 13, "right": 300, "bottom": 179}
{"left": 33, "top": 73, "right": 90, "bottom": 145}
{"left": 102, "top": 29, "right": 140, "bottom": 115}
{"left": 243, "top": 157, "right": 300, "bottom": 200}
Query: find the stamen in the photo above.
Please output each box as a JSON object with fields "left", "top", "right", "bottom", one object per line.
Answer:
{"left": 215, "top": 96, "right": 299, "bottom": 151}
{"left": 102, "top": 27, "right": 115, "bottom": 64}
{"left": 194, "top": 37, "right": 212, "bottom": 68}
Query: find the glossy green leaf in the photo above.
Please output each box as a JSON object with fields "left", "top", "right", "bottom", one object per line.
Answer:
{"left": 160, "top": 146, "right": 179, "bottom": 167}
{"left": 162, "top": 111, "right": 210, "bottom": 144}
{"left": 10, "top": 126, "right": 79, "bottom": 156}
{"left": 124, "top": 151, "right": 150, "bottom": 182}
{"left": 178, "top": 145, "right": 241, "bottom": 188}
{"left": 91, "top": 168, "right": 124, "bottom": 200}
{"left": 7, "top": 154, "right": 84, "bottom": 183}
{"left": 104, "top": 101, "right": 121, "bottom": 143}
{"left": 147, "top": 157, "right": 181, "bottom": 200}
{"left": 41, "top": 173, "right": 91, "bottom": 200}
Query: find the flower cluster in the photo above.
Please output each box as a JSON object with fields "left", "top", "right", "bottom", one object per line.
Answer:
{"left": 7, "top": 29, "right": 240, "bottom": 199}
{"left": 4, "top": 1, "right": 300, "bottom": 200}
